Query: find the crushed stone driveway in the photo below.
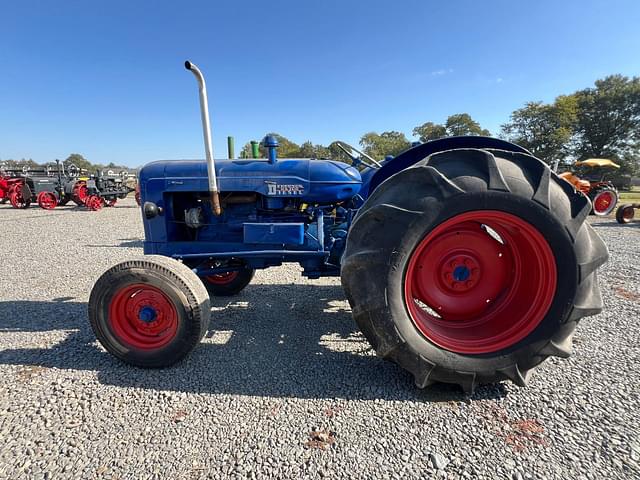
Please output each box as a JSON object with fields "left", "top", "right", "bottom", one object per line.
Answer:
{"left": 0, "top": 198, "right": 639, "bottom": 479}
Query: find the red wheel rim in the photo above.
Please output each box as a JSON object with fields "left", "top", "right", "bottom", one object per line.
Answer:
{"left": 404, "top": 210, "right": 557, "bottom": 354}
{"left": 37, "top": 191, "right": 57, "bottom": 210}
{"left": 9, "top": 192, "right": 21, "bottom": 208}
{"left": 622, "top": 206, "right": 635, "bottom": 221}
{"left": 106, "top": 198, "right": 117, "bottom": 207}
{"left": 86, "top": 195, "right": 104, "bottom": 210}
{"left": 73, "top": 182, "right": 88, "bottom": 204}
{"left": 205, "top": 271, "right": 239, "bottom": 285}
{"left": 593, "top": 191, "right": 615, "bottom": 214}
{"left": 108, "top": 283, "right": 178, "bottom": 349}
{"left": 9, "top": 185, "right": 28, "bottom": 208}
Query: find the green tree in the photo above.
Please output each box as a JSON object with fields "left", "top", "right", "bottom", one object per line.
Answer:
{"left": 413, "top": 113, "right": 490, "bottom": 142}
{"left": 3, "top": 158, "right": 40, "bottom": 170}
{"left": 572, "top": 75, "right": 640, "bottom": 159}
{"left": 412, "top": 122, "right": 447, "bottom": 142}
{"left": 310, "top": 144, "right": 332, "bottom": 159}
{"left": 327, "top": 141, "right": 352, "bottom": 162}
{"left": 64, "top": 153, "right": 92, "bottom": 171}
{"left": 240, "top": 133, "right": 302, "bottom": 159}
{"left": 445, "top": 113, "right": 491, "bottom": 137}
{"left": 500, "top": 96, "right": 578, "bottom": 162}
{"left": 359, "top": 131, "right": 411, "bottom": 159}
{"left": 297, "top": 141, "right": 317, "bottom": 158}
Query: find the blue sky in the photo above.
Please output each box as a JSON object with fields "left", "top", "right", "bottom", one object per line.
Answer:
{"left": 1, "top": 0, "right": 639, "bottom": 167}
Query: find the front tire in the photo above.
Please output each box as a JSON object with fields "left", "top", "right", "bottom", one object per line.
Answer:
{"left": 341, "top": 148, "right": 609, "bottom": 393}
{"left": 88, "top": 256, "right": 210, "bottom": 367}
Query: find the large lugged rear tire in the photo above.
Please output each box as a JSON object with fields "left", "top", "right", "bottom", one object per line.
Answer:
{"left": 89, "top": 255, "right": 211, "bottom": 367}
{"left": 341, "top": 148, "right": 609, "bottom": 393}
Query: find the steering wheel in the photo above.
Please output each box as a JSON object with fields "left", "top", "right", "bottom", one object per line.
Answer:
{"left": 67, "top": 164, "right": 79, "bottom": 177}
{"left": 335, "top": 142, "right": 381, "bottom": 169}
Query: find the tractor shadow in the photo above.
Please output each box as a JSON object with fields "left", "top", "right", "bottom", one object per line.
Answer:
{"left": 85, "top": 238, "right": 144, "bottom": 248}
{"left": 0, "top": 286, "right": 507, "bottom": 402}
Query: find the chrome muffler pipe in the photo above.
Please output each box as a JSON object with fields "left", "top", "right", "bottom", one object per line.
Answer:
{"left": 185, "top": 60, "right": 221, "bottom": 216}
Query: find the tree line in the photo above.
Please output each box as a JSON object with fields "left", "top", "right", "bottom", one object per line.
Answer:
{"left": 3, "top": 74, "right": 637, "bottom": 183}
{"left": 242, "top": 74, "right": 640, "bottom": 183}
{"left": 0, "top": 153, "right": 135, "bottom": 174}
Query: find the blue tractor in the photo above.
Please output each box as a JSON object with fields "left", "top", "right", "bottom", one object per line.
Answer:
{"left": 88, "top": 62, "right": 609, "bottom": 393}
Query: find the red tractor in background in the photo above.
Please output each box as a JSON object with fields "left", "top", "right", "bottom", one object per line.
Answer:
{"left": 0, "top": 164, "right": 67, "bottom": 209}
{"left": 0, "top": 175, "right": 23, "bottom": 205}
{"left": 558, "top": 159, "right": 620, "bottom": 216}
{"left": 0, "top": 163, "right": 136, "bottom": 211}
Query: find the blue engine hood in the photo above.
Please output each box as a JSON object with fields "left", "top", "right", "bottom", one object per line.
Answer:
{"left": 140, "top": 158, "right": 362, "bottom": 203}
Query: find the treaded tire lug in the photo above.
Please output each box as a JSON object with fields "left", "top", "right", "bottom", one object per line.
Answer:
{"left": 498, "top": 364, "right": 531, "bottom": 387}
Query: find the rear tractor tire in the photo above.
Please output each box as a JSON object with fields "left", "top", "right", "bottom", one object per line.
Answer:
{"left": 341, "top": 148, "right": 609, "bottom": 393}
{"left": 9, "top": 183, "right": 31, "bottom": 209}
{"left": 88, "top": 255, "right": 211, "bottom": 367}
{"left": 72, "top": 181, "right": 89, "bottom": 206}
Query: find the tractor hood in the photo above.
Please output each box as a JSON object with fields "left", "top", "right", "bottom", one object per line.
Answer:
{"left": 139, "top": 158, "right": 362, "bottom": 204}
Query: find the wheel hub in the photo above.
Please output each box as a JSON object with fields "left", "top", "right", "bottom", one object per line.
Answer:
{"left": 593, "top": 191, "right": 615, "bottom": 214}
{"left": 440, "top": 254, "right": 480, "bottom": 292}
{"left": 138, "top": 306, "right": 157, "bottom": 323}
{"left": 404, "top": 210, "right": 557, "bottom": 354}
{"left": 623, "top": 207, "right": 634, "bottom": 220}
{"left": 412, "top": 225, "right": 509, "bottom": 319}
{"left": 109, "top": 284, "right": 178, "bottom": 349}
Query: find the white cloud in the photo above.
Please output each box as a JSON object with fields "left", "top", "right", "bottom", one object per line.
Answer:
{"left": 430, "top": 68, "right": 454, "bottom": 77}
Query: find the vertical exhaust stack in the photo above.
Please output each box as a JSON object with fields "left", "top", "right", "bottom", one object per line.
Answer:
{"left": 184, "top": 60, "right": 222, "bottom": 216}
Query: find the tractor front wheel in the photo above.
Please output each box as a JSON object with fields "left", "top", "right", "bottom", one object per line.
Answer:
{"left": 341, "top": 148, "right": 608, "bottom": 393}
{"left": 37, "top": 191, "right": 58, "bottom": 210}
{"left": 88, "top": 256, "right": 210, "bottom": 367}
{"left": 85, "top": 195, "right": 104, "bottom": 211}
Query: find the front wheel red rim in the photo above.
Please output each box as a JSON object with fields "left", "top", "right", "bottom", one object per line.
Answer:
{"left": 108, "top": 284, "right": 179, "bottom": 350}
{"left": 37, "top": 191, "right": 57, "bottom": 210}
{"left": 86, "top": 195, "right": 104, "bottom": 211}
{"left": 404, "top": 210, "right": 557, "bottom": 354}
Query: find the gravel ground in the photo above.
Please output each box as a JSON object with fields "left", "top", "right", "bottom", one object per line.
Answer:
{"left": 0, "top": 198, "right": 639, "bottom": 480}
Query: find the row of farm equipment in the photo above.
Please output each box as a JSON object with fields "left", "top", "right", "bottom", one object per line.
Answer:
{"left": 0, "top": 162, "right": 137, "bottom": 211}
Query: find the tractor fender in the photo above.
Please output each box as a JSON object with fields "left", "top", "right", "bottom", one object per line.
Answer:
{"left": 364, "top": 136, "right": 530, "bottom": 197}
